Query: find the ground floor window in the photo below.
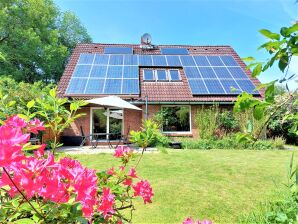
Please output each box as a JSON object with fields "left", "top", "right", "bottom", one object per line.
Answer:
{"left": 160, "top": 106, "right": 191, "bottom": 133}
{"left": 91, "top": 108, "right": 123, "bottom": 140}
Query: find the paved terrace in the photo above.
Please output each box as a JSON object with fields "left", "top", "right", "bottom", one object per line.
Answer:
{"left": 57, "top": 146, "right": 158, "bottom": 155}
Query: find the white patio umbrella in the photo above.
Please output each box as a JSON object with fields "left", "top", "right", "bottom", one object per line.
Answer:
{"left": 86, "top": 96, "right": 142, "bottom": 111}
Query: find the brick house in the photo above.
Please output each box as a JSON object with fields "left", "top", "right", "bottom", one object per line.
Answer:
{"left": 57, "top": 40, "right": 263, "bottom": 144}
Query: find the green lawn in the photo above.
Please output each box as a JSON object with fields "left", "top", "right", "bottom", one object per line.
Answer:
{"left": 72, "top": 150, "right": 298, "bottom": 224}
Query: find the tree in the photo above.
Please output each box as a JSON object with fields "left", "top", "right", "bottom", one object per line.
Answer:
{"left": 0, "top": 0, "right": 92, "bottom": 83}
{"left": 234, "top": 23, "right": 298, "bottom": 143}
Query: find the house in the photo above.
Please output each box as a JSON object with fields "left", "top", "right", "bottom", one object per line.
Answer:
{"left": 57, "top": 37, "right": 263, "bottom": 143}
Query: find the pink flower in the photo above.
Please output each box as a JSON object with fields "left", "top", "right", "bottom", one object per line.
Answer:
{"left": 119, "top": 166, "right": 125, "bottom": 171}
{"left": 128, "top": 168, "right": 138, "bottom": 178}
{"left": 123, "top": 178, "right": 132, "bottom": 186}
{"left": 133, "top": 180, "right": 153, "bottom": 204}
{"left": 107, "top": 167, "right": 115, "bottom": 175}
{"left": 27, "top": 118, "right": 45, "bottom": 134}
{"left": 5, "top": 115, "right": 27, "bottom": 128}
{"left": 0, "top": 125, "right": 30, "bottom": 146}
{"left": 182, "top": 217, "right": 212, "bottom": 224}
{"left": 34, "top": 144, "right": 46, "bottom": 158}
{"left": 113, "top": 145, "right": 132, "bottom": 158}
{"left": 98, "top": 187, "right": 115, "bottom": 219}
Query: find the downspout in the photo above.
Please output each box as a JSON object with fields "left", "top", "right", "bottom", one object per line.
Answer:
{"left": 145, "top": 95, "right": 148, "bottom": 120}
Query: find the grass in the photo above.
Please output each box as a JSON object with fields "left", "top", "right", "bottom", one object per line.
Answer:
{"left": 71, "top": 150, "right": 298, "bottom": 224}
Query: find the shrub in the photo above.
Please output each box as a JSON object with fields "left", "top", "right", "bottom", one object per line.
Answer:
{"left": 180, "top": 136, "right": 276, "bottom": 150}
{"left": 273, "top": 137, "right": 286, "bottom": 149}
{"left": 218, "top": 111, "right": 239, "bottom": 133}
{"left": 0, "top": 115, "right": 153, "bottom": 223}
{"left": 195, "top": 105, "right": 219, "bottom": 139}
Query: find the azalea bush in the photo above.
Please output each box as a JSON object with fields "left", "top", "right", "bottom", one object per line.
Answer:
{"left": 0, "top": 115, "right": 153, "bottom": 223}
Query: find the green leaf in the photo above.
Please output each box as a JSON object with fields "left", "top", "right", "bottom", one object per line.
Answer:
{"left": 27, "top": 100, "right": 35, "bottom": 109}
{"left": 278, "top": 55, "right": 288, "bottom": 72}
{"left": 284, "top": 23, "right": 298, "bottom": 36}
{"left": 253, "top": 105, "right": 265, "bottom": 120}
{"left": 242, "top": 57, "right": 255, "bottom": 62}
{"left": 49, "top": 88, "right": 56, "bottom": 98}
{"left": 259, "top": 29, "right": 280, "bottom": 40}
{"left": 14, "top": 218, "right": 35, "bottom": 224}
{"left": 252, "top": 63, "right": 262, "bottom": 77}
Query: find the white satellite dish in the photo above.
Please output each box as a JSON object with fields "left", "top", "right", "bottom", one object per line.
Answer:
{"left": 141, "top": 33, "right": 152, "bottom": 45}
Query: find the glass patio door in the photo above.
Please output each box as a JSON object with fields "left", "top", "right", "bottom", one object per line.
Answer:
{"left": 91, "top": 108, "right": 123, "bottom": 140}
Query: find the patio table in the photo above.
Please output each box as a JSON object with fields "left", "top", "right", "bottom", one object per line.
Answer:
{"left": 90, "top": 133, "right": 122, "bottom": 149}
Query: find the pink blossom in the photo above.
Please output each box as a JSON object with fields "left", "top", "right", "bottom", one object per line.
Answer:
{"left": 113, "top": 145, "right": 132, "bottom": 158}
{"left": 107, "top": 167, "right": 115, "bottom": 175}
{"left": 0, "top": 125, "right": 30, "bottom": 146}
{"left": 123, "top": 178, "right": 132, "bottom": 186}
{"left": 183, "top": 217, "right": 212, "bottom": 224}
{"left": 34, "top": 144, "right": 46, "bottom": 158}
{"left": 98, "top": 187, "right": 115, "bottom": 219}
{"left": 133, "top": 180, "right": 153, "bottom": 204}
{"left": 128, "top": 167, "right": 138, "bottom": 178}
{"left": 5, "top": 115, "right": 27, "bottom": 128}
{"left": 27, "top": 118, "right": 45, "bottom": 134}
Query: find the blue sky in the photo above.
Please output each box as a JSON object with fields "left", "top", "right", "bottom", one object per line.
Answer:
{"left": 55, "top": 0, "right": 298, "bottom": 88}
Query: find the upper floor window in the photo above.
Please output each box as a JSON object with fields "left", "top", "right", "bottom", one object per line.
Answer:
{"left": 143, "top": 69, "right": 181, "bottom": 82}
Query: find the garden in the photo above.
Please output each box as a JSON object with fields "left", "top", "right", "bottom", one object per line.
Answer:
{"left": 0, "top": 0, "right": 298, "bottom": 223}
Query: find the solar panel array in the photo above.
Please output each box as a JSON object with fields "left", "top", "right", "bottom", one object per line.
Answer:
{"left": 66, "top": 53, "right": 259, "bottom": 95}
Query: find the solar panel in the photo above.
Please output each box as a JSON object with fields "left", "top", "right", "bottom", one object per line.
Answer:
{"left": 193, "top": 56, "right": 210, "bottom": 66}
{"left": 123, "top": 66, "right": 139, "bottom": 78}
{"left": 156, "top": 70, "right": 167, "bottom": 81}
{"left": 180, "top": 56, "right": 196, "bottom": 66}
{"left": 152, "top": 55, "right": 167, "bottom": 66}
{"left": 236, "top": 80, "right": 259, "bottom": 94}
{"left": 124, "top": 55, "right": 138, "bottom": 65}
{"left": 160, "top": 48, "right": 189, "bottom": 55}
{"left": 66, "top": 78, "right": 87, "bottom": 94}
{"left": 169, "top": 70, "right": 180, "bottom": 81}
{"left": 103, "top": 79, "right": 122, "bottom": 94}
{"left": 107, "top": 66, "right": 122, "bottom": 78}
{"left": 85, "top": 79, "right": 104, "bottom": 94}
{"left": 73, "top": 65, "right": 92, "bottom": 77}
{"left": 188, "top": 79, "right": 208, "bottom": 94}
{"left": 94, "top": 54, "right": 109, "bottom": 65}
{"left": 220, "top": 80, "right": 241, "bottom": 94}
{"left": 228, "top": 67, "right": 248, "bottom": 79}
{"left": 104, "top": 47, "right": 133, "bottom": 54}
{"left": 139, "top": 55, "right": 152, "bottom": 66}
{"left": 122, "top": 79, "right": 139, "bottom": 94}
{"left": 68, "top": 53, "right": 258, "bottom": 96}
{"left": 166, "top": 56, "right": 182, "bottom": 66}
{"left": 78, "top": 54, "right": 94, "bottom": 64}
{"left": 198, "top": 67, "right": 217, "bottom": 79}
{"left": 144, "top": 69, "right": 154, "bottom": 81}
{"left": 109, "top": 55, "right": 123, "bottom": 65}
{"left": 207, "top": 56, "right": 224, "bottom": 66}
{"left": 184, "top": 67, "right": 201, "bottom": 79}
{"left": 213, "top": 67, "right": 233, "bottom": 79}
{"left": 204, "top": 79, "right": 226, "bottom": 94}
{"left": 90, "top": 65, "right": 107, "bottom": 78}
{"left": 220, "top": 56, "right": 238, "bottom": 66}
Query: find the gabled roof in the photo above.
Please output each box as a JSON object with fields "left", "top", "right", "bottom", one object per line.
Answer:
{"left": 57, "top": 43, "right": 264, "bottom": 103}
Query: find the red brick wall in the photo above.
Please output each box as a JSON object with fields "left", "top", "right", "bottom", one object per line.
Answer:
{"left": 61, "top": 104, "right": 234, "bottom": 144}
{"left": 63, "top": 107, "right": 90, "bottom": 136}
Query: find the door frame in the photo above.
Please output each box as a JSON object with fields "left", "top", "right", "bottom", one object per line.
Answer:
{"left": 90, "top": 107, "right": 124, "bottom": 139}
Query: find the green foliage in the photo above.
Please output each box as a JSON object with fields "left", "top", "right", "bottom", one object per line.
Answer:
{"left": 195, "top": 105, "right": 219, "bottom": 139}
{"left": 218, "top": 111, "right": 239, "bottom": 132}
{"left": 130, "top": 119, "right": 170, "bottom": 148}
{"left": 240, "top": 154, "right": 297, "bottom": 224}
{"left": 236, "top": 23, "right": 298, "bottom": 146}
{"left": 34, "top": 87, "right": 87, "bottom": 154}
{"left": 0, "top": 0, "right": 91, "bottom": 83}
{"left": 0, "top": 77, "right": 54, "bottom": 120}
{"left": 180, "top": 136, "right": 281, "bottom": 150}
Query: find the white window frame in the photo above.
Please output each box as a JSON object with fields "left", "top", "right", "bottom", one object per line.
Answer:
{"left": 161, "top": 105, "right": 192, "bottom": 134}
{"left": 90, "top": 107, "right": 124, "bottom": 140}
{"left": 143, "top": 69, "right": 181, "bottom": 82}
